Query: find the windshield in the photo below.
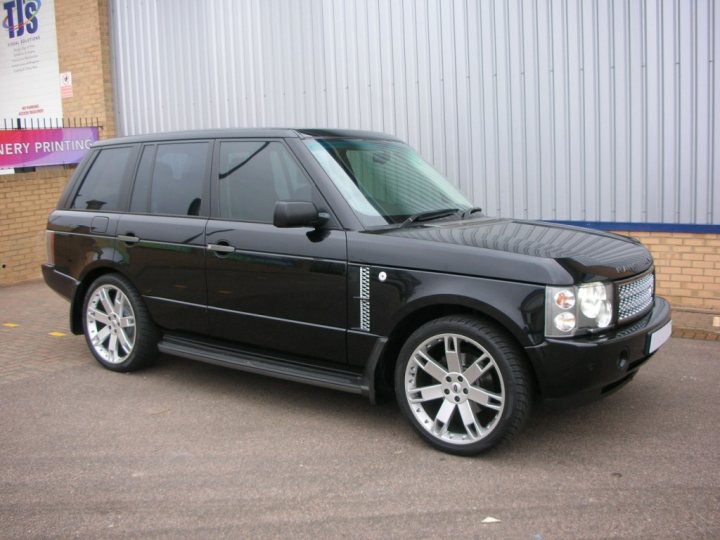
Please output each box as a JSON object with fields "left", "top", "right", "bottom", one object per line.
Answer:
{"left": 305, "top": 138, "right": 473, "bottom": 227}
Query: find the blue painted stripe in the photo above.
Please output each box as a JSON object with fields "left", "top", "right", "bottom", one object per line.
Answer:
{"left": 547, "top": 221, "right": 720, "bottom": 234}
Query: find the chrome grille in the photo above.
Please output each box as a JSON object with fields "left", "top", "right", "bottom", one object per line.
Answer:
{"left": 617, "top": 272, "right": 654, "bottom": 323}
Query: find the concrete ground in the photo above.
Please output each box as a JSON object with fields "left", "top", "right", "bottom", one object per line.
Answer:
{"left": 1, "top": 281, "right": 719, "bottom": 539}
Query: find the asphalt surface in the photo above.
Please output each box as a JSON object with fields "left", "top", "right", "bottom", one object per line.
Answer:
{"left": 1, "top": 281, "right": 719, "bottom": 539}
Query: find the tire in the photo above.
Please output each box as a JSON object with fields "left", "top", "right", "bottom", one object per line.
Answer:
{"left": 394, "top": 315, "right": 531, "bottom": 456}
{"left": 82, "top": 274, "right": 158, "bottom": 372}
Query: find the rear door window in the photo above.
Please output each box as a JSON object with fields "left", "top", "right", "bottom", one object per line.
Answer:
{"left": 129, "top": 142, "right": 210, "bottom": 216}
{"left": 71, "top": 146, "right": 134, "bottom": 211}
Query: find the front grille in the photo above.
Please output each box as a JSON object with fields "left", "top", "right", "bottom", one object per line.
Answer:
{"left": 617, "top": 271, "right": 654, "bottom": 323}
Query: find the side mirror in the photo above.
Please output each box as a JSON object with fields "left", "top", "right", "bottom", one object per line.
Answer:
{"left": 273, "top": 201, "right": 329, "bottom": 228}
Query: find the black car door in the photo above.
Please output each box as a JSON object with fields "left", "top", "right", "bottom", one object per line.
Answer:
{"left": 117, "top": 141, "right": 211, "bottom": 334}
{"left": 204, "top": 139, "right": 347, "bottom": 365}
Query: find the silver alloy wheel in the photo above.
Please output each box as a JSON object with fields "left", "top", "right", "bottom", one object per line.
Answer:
{"left": 85, "top": 284, "right": 137, "bottom": 364}
{"left": 404, "top": 333, "right": 505, "bottom": 445}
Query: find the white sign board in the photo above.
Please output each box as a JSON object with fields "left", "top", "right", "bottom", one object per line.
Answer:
{"left": 0, "top": 0, "right": 62, "bottom": 120}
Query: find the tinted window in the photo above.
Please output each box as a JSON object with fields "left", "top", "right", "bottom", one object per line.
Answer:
{"left": 218, "top": 141, "right": 313, "bottom": 222}
{"left": 71, "top": 147, "right": 134, "bottom": 211}
{"left": 149, "top": 142, "right": 209, "bottom": 216}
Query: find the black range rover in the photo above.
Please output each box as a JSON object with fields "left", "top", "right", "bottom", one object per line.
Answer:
{"left": 43, "top": 129, "right": 672, "bottom": 455}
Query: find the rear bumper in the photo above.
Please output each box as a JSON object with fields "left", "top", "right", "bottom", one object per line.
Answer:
{"left": 41, "top": 264, "right": 78, "bottom": 302}
{"left": 525, "top": 297, "right": 671, "bottom": 400}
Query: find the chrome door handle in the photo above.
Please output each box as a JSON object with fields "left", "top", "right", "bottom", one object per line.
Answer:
{"left": 207, "top": 243, "right": 235, "bottom": 253}
{"left": 118, "top": 234, "right": 140, "bottom": 244}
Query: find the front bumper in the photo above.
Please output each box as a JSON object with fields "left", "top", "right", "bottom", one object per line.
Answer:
{"left": 525, "top": 297, "right": 671, "bottom": 400}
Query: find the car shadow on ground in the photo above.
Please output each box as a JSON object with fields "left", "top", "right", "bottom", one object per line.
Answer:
{"left": 136, "top": 351, "right": 658, "bottom": 460}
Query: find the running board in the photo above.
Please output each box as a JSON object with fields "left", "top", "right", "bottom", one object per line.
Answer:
{"left": 158, "top": 335, "right": 368, "bottom": 397}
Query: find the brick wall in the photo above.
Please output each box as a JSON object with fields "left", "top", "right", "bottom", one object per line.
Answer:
{"left": 0, "top": 168, "right": 70, "bottom": 284}
{"left": 614, "top": 232, "right": 720, "bottom": 340}
{"left": 0, "top": 0, "right": 114, "bottom": 286}
{"left": 55, "top": 0, "right": 116, "bottom": 137}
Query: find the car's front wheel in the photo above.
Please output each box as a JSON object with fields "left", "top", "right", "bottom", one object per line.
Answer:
{"left": 395, "top": 315, "right": 531, "bottom": 455}
{"left": 82, "top": 274, "right": 157, "bottom": 372}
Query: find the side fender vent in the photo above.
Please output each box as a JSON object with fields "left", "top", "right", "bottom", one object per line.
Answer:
{"left": 359, "top": 266, "right": 371, "bottom": 332}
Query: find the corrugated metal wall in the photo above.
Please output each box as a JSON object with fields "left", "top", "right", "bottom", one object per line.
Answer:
{"left": 110, "top": 0, "right": 719, "bottom": 225}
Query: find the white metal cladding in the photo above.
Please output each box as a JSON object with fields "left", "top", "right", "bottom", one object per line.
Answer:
{"left": 110, "top": 0, "right": 719, "bottom": 225}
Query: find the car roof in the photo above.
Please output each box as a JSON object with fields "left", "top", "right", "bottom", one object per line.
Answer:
{"left": 92, "top": 128, "right": 403, "bottom": 147}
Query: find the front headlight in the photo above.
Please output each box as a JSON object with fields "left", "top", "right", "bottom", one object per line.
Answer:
{"left": 545, "top": 282, "right": 614, "bottom": 337}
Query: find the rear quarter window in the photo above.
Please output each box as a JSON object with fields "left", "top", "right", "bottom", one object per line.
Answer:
{"left": 71, "top": 146, "right": 134, "bottom": 211}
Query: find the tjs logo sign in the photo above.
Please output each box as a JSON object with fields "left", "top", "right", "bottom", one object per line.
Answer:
{"left": 2, "top": 0, "right": 41, "bottom": 39}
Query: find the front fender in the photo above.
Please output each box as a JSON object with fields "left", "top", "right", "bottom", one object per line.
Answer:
{"left": 358, "top": 265, "right": 545, "bottom": 348}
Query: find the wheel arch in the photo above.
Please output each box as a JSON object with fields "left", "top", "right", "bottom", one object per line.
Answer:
{"left": 372, "top": 301, "right": 540, "bottom": 401}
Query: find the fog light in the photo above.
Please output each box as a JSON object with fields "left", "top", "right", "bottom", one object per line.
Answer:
{"left": 617, "top": 351, "right": 628, "bottom": 370}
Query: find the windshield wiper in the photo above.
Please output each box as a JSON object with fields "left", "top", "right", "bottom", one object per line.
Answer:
{"left": 460, "top": 207, "right": 483, "bottom": 219}
{"left": 400, "top": 208, "right": 460, "bottom": 228}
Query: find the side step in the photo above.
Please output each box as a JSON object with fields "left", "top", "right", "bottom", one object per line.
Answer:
{"left": 158, "top": 335, "right": 369, "bottom": 397}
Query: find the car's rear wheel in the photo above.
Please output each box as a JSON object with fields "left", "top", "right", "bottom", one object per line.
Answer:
{"left": 395, "top": 315, "right": 531, "bottom": 455}
{"left": 82, "top": 274, "right": 157, "bottom": 371}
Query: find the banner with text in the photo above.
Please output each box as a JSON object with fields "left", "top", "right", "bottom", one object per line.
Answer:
{"left": 1, "top": 0, "right": 62, "bottom": 119}
{"left": 0, "top": 127, "right": 98, "bottom": 168}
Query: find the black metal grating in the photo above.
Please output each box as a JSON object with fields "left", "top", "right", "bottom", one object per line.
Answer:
{"left": 617, "top": 272, "right": 654, "bottom": 323}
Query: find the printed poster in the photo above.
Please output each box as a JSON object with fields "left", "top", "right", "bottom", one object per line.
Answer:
{"left": 1, "top": 0, "right": 62, "bottom": 121}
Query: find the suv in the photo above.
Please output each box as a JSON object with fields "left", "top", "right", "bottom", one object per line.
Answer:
{"left": 43, "top": 129, "right": 672, "bottom": 455}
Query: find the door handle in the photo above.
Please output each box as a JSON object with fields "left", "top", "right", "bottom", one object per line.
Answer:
{"left": 118, "top": 234, "right": 140, "bottom": 244}
{"left": 207, "top": 243, "right": 235, "bottom": 254}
